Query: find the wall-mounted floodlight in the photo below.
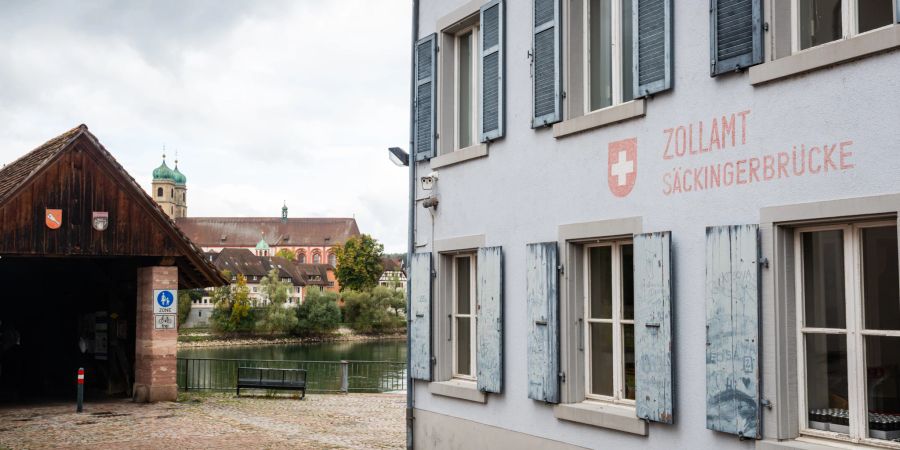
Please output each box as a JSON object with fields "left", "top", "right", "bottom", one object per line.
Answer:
{"left": 388, "top": 147, "right": 409, "bottom": 167}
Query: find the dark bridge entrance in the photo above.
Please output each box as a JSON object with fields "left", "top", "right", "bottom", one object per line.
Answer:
{"left": 0, "top": 126, "right": 224, "bottom": 403}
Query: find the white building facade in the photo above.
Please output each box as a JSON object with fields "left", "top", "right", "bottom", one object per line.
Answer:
{"left": 407, "top": 1, "right": 900, "bottom": 449}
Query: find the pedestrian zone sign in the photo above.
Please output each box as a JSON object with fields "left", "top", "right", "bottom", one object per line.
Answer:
{"left": 153, "top": 290, "right": 177, "bottom": 315}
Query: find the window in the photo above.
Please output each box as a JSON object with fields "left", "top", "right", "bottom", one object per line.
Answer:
{"left": 313, "top": 253, "right": 321, "bottom": 264}
{"left": 252, "top": 287, "right": 257, "bottom": 293}
{"left": 156, "top": 187, "right": 163, "bottom": 197}
{"left": 455, "top": 25, "right": 479, "bottom": 150}
{"left": 795, "top": 221, "right": 900, "bottom": 444}
{"left": 170, "top": 188, "right": 174, "bottom": 198}
{"left": 584, "top": 0, "right": 633, "bottom": 112}
{"left": 584, "top": 240, "right": 635, "bottom": 403}
{"left": 793, "top": 0, "right": 895, "bottom": 51}
{"left": 452, "top": 254, "right": 477, "bottom": 379}
{"left": 328, "top": 253, "right": 337, "bottom": 267}
{"left": 298, "top": 252, "right": 306, "bottom": 263}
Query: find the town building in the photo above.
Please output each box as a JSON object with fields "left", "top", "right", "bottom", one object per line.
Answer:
{"left": 0, "top": 125, "right": 225, "bottom": 403}
{"left": 184, "top": 248, "right": 332, "bottom": 327}
{"left": 406, "top": 1, "right": 900, "bottom": 449}
{"left": 379, "top": 257, "right": 407, "bottom": 291}
{"left": 146, "top": 157, "right": 360, "bottom": 294}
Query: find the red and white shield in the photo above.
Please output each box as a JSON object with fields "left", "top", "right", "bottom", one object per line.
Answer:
{"left": 607, "top": 138, "right": 637, "bottom": 198}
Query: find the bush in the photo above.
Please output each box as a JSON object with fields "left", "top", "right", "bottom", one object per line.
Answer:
{"left": 342, "top": 287, "right": 405, "bottom": 333}
{"left": 255, "top": 269, "right": 298, "bottom": 334}
{"left": 295, "top": 290, "right": 341, "bottom": 336}
{"left": 210, "top": 272, "right": 255, "bottom": 333}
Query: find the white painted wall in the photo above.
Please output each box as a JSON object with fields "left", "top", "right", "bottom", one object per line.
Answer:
{"left": 412, "top": 1, "right": 900, "bottom": 448}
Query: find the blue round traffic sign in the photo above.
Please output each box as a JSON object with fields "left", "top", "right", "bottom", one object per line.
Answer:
{"left": 156, "top": 291, "right": 174, "bottom": 308}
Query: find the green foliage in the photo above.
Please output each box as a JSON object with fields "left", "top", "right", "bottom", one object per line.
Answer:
{"left": 275, "top": 248, "right": 296, "bottom": 261}
{"left": 255, "top": 269, "right": 299, "bottom": 334}
{"left": 177, "top": 289, "right": 203, "bottom": 326}
{"left": 342, "top": 287, "right": 406, "bottom": 333}
{"left": 210, "top": 271, "right": 255, "bottom": 333}
{"left": 334, "top": 234, "right": 384, "bottom": 291}
{"left": 295, "top": 289, "right": 341, "bottom": 335}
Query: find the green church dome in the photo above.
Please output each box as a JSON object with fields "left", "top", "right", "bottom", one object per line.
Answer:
{"left": 172, "top": 165, "right": 187, "bottom": 185}
{"left": 152, "top": 160, "right": 175, "bottom": 182}
{"left": 255, "top": 238, "right": 270, "bottom": 250}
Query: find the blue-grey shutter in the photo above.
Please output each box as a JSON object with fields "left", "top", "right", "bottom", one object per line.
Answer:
{"left": 526, "top": 242, "right": 560, "bottom": 403}
{"left": 414, "top": 34, "right": 437, "bottom": 161}
{"left": 705, "top": 224, "right": 761, "bottom": 439}
{"left": 710, "top": 0, "right": 764, "bottom": 76}
{"left": 532, "top": 0, "right": 562, "bottom": 128}
{"left": 634, "top": 231, "right": 674, "bottom": 424}
{"left": 476, "top": 246, "right": 503, "bottom": 393}
{"left": 896, "top": 0, "right": 900, "bottom": 23}
{"left": 480, "top": 0, "right": 504, "bottom": 142}
{"left": 633, "top": 0, "right": 673, "bottom": 97}
{"left": 409, "top": 252, "right": 433, "bottom": 380}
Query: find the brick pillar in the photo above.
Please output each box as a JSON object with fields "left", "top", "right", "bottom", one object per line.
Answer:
{"left": 133, "top": 266, "right": 178, "bottom": 402}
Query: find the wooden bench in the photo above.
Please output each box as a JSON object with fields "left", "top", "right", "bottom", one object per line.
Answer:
{"left": 236, "top": 367, "right": 307, "bottom": 399}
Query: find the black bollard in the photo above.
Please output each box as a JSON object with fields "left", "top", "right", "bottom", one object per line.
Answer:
{"left": 76, "top": 367, "right": 84, "bottom": 413}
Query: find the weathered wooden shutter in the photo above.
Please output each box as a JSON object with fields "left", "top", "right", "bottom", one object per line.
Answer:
{"left": 476, "top": 246, "right": 503, "bottom": 393}
{"left": 632, "top": 0, "right": 673, "bottom": 97}
{"left": 634, "top": 231, "right": 674, "bottom": 424}
{"left": 526, "top": 242, "right": 560, "bottom": 403}
{"left": 705, "top": 224, "right": 761, "bottom": 439}
{"left": 409, "top": 252, "right": 433, "bottom": 380}
{"left": 480, "top": 0, "right": 504, "bottom": 142}
{"left": 531, "top": 0, "right": 562, "bottom": 128}
{"left": 710, "top": 0, "right": 764, "bottom": 76}
{"left": 414, "top": 34, "right": 437, "bottom": 161}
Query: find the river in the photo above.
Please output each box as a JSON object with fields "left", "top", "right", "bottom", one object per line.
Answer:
{"left": 178, "top": 338, "right": 407, "bottom": 361}
{"left": 177, "top": 339, "right": 408, "bottom": 393}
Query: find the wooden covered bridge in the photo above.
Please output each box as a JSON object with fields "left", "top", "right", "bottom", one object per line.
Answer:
{"left": 0, "top": 125, "right": 225, "bottom": 402}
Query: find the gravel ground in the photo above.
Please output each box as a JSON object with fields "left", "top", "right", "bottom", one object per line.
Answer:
{"left": 0, "top": 392, "right": 405, "bottom": 449}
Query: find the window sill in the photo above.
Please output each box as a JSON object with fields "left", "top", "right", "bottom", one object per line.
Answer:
{"left": 553, "top": 401, "right": 647, "bottom": 436}
{"left": 430, "top": 143, "right": 488, "bottom": 169}
{"left": 428, "top": 379, "right": 486, "bottom": 403}
{"left": 757, "top": 437, "right": 889, "bottom": 450}
{"left": 552, "top": 100, "right": 645, "bottom": 139}
{"left": 750, "top": 24, "right": 900, "bottom": 85}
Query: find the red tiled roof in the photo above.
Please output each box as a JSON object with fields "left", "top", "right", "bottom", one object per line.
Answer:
{"left": 176, "top": 217, "right": 360, "bottom": 248}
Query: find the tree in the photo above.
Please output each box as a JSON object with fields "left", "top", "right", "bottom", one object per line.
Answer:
{"left": 255, "top": 268, "right": 298, "bottom": 334}
{"left": 210, "top": 271, "right": 254, "bottom": 333}
{"left": 295, "top": 289, "right": 341, "bottom": 336}
{"left": 177, "top": 289, "right": 203, "bottom": 327}
{"left": 275, "top": 248, "right": 296, "bottom": 261}
{"left": 342, "top": 287, "right": 405, "bottom": 333}
{"left": 334, "top": 234, "right": 384, "bottom": 291}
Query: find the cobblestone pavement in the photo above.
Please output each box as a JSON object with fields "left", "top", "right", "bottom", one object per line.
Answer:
{"left": 0, "top": 392, "right": 405, "bottom": 449}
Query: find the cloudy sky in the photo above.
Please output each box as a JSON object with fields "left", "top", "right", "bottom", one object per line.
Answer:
{"left": 0, "top": 0, "right": 412, "bottom": 252}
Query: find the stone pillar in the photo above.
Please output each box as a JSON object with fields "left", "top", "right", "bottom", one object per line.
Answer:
{"left": 133, "top": 266, "right": 178, "bottom": 402}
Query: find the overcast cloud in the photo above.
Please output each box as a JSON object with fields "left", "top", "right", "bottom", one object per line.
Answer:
{"left": 0, "top": 0, "right": 411, "bottom": 252}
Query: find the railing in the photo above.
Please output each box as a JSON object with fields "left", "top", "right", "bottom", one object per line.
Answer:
{"left": 177, "top": 358, "right": 406, "bottom": 393}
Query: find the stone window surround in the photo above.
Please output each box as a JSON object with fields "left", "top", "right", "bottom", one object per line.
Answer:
{"left": 553, "top": 0, "right": 646, "bottom": 139}
{"left": 751, "top": 1, "right": 900, "bottom": 85}
{"left": 757, "top": 193, "right": 900, "bottom": 450}
{"left": 553, "top": 216, "right": 648, "bottom": 436}
{"left": 429, "top": 233, "right": 487, "bottom": 403}
{"left": 431, "top": 0, "right": 491, "bottom": 170}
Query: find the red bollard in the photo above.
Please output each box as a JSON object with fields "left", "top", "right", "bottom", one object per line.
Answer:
{"left": 76, "top": 368, "right": 84, "bottom": 413}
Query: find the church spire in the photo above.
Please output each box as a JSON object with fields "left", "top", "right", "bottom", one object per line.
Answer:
{"left": 281, "top": 201, "right": 288, "bottom": 223}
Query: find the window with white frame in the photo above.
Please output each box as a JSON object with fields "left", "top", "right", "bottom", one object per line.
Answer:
{"left": 793, "top": 0, "right": 895, "bottom": 52}
{"left": 454, "top": 25, "right": 479, "bottom": 150}
{"left": 584, "top": 0, "right": 634, "bottom": 113}
{"left": 452, "top": 254, "right": 477, "bottom": 379}
{"left": 795, "top": 221, "right": 900, "bottom": 444}
{"left": 584, "top": 240, "right": 635, "bottom": 403}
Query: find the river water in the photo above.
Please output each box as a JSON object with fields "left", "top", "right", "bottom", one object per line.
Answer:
{"left": 177, "top": 339, "right": 408, "bottom": 393}
{"left": 178, "top": 339, "right": 407, "bottom": 362}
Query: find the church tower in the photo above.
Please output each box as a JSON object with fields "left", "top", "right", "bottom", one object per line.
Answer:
{"left": 151, "top": 153, "right": 187, "bottom": 219}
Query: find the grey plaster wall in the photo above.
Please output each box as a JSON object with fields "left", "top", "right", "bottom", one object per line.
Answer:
{"left": 411, "top": 1, "right": 900, "bottom": 449}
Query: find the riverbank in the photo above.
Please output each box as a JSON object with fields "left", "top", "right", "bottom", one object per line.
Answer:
{"left": 178, "top": 327, "right": 406, "bottom": 349}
